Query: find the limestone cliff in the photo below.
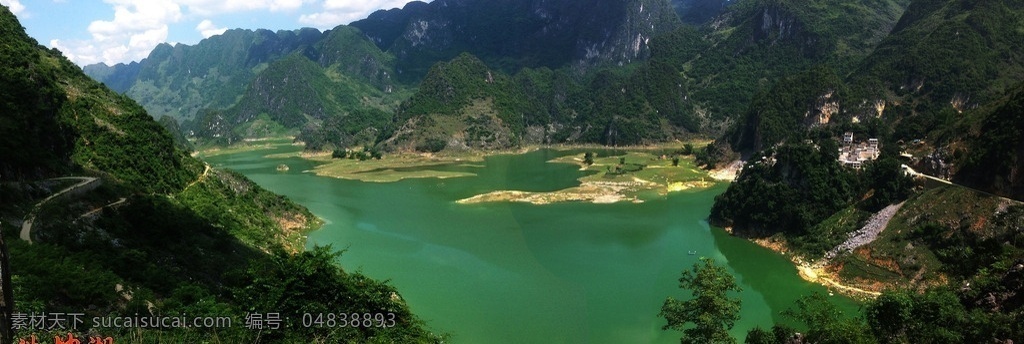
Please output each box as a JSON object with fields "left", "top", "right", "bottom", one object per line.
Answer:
{"left": 351, "top": 0, "right": 682, "bottom": 80}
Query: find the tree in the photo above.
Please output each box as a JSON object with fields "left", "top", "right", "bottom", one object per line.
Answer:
{"left": 861, "top": 156, "right": 914, "bottom": 212}
{"left": 696, "top": 143, "right": 723, "bottom": 169}
{"left": 866, "top": 288, "right": 967, "bottom": 343}
{"left": 660, "top": 257, "right": 743, "bottom": 344}
{"left": 744, "top": 325, "right": 799, "bottom": 344}
{"left": 786, "top": 293, "right": 875, "bottom": 344}
{"left": 744, "top": 327, "right": 774, "bottom": 344}
{"left": 865, "top": 291, "right": 914, "bottom": 343}
{"left": 584, "top": 152, "right": 595, "bottom": 165}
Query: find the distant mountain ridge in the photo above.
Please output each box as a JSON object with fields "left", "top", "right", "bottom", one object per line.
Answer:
{"left": 81, "top": 0, "right": 928, "bottom": 152}
{"left": 85, "top": 0, "right": 1023, "bottom": 168}
{"left": 87, "top": 28, "right": 325, "bottom": 122}
{"left": 86, "top": 0, "right": 694, "bottom": 149}
{"left": 87, "top": 0, "right": 685, "bottom": 124}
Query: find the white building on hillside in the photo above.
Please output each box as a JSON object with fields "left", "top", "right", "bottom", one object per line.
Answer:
{"left": 838, "top": 133, "right": 880, "bottom": 169}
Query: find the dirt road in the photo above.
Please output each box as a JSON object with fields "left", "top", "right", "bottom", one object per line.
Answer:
{"left": 20, "top": 177, "right": 100, "bottom": 244}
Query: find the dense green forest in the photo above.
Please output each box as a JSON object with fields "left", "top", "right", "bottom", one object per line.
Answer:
{"left": 956, "top": 82, "right": 1024, "bottom": 200}
{"left": 0, "top": 5, "right": 440, "bottom": 342}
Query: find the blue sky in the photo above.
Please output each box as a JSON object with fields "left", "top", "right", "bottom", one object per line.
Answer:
{"left": 1, "top": 0, "right": 422, "bottom": 66}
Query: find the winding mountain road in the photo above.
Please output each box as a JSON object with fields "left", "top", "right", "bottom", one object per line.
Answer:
{"left": 76, "top": 197, "right": 128, "bottom": 222}
{"left": 19, "top": 165, "right": 210, "bottom": 243}
{"left": 19, "top": 177, "right": 100, "bottom": 244}
{"left": 902, "top": 164, "right": 1021, "bottom": 204}
{"left": 900, "top": 164, "right": 951, "bottom": 185}
{"left": 183, "top": 164, "right": 211, "bottom": 191}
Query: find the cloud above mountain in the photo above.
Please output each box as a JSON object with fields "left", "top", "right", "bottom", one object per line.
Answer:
{"left": 0, "top": 0, "right": 25, "bottom": 15}
{"left": 17, "top": 0, "right": 425, "bottom": 66}
{"left": 300, "top": 0, "right": 411, "bottom": 27}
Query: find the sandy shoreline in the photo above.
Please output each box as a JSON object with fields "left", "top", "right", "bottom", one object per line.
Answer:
{"left": 744, "top": 234, "right": 883, "bottom": 299}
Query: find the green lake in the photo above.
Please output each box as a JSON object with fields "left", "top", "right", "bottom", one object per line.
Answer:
{"left": 205, "top": 145, "right": 860, "bottom": 343}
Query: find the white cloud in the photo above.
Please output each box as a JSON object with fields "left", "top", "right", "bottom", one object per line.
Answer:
{"left": 298, "top": 11, "right": 352, "bottom": 28}
{"left": 177, "top": 0, "right": 309, "bottom": 16}
{"left": 52, "top": 0, "right": 181, "bottom": 65}
{"left": 299, "top": 0, "right": 410, "bottom": 29}
{"left": 49, "top": 0, "right": 419, "bottom": 65}
{"left": 196, "top": 19, "right": 227, "bottom": 38}
{"left": 1, "top": 0, "right": 26, "bottom": 15}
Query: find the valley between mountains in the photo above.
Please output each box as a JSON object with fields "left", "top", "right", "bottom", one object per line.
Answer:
{"left": 3, "top": 0, "right": 1024, "bottom": 342}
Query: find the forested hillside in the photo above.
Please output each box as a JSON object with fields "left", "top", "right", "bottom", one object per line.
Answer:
{"left": 721, "top": 0, "right": 1024, "bottom": 157}
{"left": 0, "top": 5, "right": 439, "bottom": 342}
{"left": 713, "top": 0, "right": 1024, "bottom": 235}
{"left": 704, "top": 1, "right": 1024, "bottom": 341}
{"left": 957, "top": 83, "right": 1024, "bottom": 200}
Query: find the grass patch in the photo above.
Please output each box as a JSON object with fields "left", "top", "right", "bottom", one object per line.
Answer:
{"left": 835, "top": 253, "right": 906, "bottom": 284}
{"left": 195, "top": 137, "right": 297, "bottom": 157}
{"left": 552, "top": 151, "right": 710, "bottom": 186}
{"left": 233, "top": 113, "right": 291, "bottom": 138}
{"left": 311, "top": 153, "right": 479, "bottom": 182}
{"left": 794, "top": 206, "right": 872, "bottom": 257}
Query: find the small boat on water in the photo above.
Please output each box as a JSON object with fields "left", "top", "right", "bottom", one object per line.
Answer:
{"left": 687, "top": 250, "right": 697, "bottom": 255}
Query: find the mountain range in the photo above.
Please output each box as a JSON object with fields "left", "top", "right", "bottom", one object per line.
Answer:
{"left": 84, "top": 0, "right": 926, "bottom": 151}
{"left": 86, "top": 0, "right": 701, "bottom": 149}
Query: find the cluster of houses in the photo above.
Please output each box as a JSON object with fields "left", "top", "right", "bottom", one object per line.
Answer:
{"left": 838, "top": 132, "right": 879, "bottom": 169}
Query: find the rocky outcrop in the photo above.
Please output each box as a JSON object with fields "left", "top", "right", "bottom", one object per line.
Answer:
{"left": 807, "top": 90, "right": 840, "bottom": 125}
{"left": 971, "top": 260, "right": 1024, "bottom": 313}
{"left": 352, "top": 0, "right": 681, "bottom": 79}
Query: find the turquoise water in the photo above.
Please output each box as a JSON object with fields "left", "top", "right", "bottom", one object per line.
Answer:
{"left": 206, "top": 146, "right": 859, "bottom": 343}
